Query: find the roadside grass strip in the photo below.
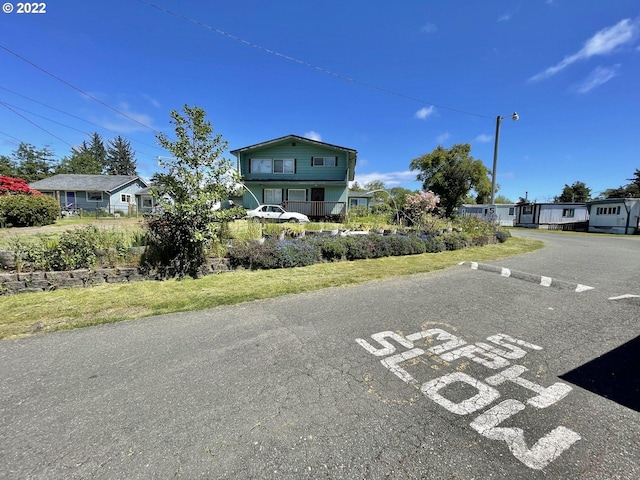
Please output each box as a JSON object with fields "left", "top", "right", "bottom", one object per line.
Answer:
{"left": 460, "top": 261, "right": 594, "bottom": 293}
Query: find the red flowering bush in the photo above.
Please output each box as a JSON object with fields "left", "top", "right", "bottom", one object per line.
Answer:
{"left": 0, "top": 175, "right": 41, "bottom": 196}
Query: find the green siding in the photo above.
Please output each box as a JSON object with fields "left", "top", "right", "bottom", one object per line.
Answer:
{"left": 240, "top": 144, "right": 349, "bottom": 182}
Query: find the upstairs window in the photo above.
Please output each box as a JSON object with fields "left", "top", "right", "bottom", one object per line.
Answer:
{"left": 274, "top": 159, "right": 295, "bottom": 174}
{"left": 251, "top": 159, "right": 272, "bottom": 173}
{"left": 312, "top": 156, "right": 336, "bottom": 167}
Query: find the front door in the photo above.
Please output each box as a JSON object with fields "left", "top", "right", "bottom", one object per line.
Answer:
{"left": 311, "top": 188, "right": 324, "bottom": 202}
{"left": 65, "top": 192, "right": 76, "bottom": 210}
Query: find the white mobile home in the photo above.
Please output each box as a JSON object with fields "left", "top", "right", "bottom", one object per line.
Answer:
{"left": 515, "top": 202, "right": 589, "bottom": 229}
{"left": 586, "top": 198, "right": 640, "bottom": 234}
{"left": 458, "top": 204, "right": 516, "bottom": 226}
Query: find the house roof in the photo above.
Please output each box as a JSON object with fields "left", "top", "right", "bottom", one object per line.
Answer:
{"left": 230, "top": 134, "right": 357, "bottom": 159}
{"left": 348, "top": 190, "right": 375, "bottom": 198}
{"left": 586, "top": 197, "right": 640, "bottom": 206}
{"left": 30, "top": 174, "right": 149, "bottom": 193}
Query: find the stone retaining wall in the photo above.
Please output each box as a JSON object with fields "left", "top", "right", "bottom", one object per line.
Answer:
{"left": 0, "top": 258, "right": 231, "bottom": 296}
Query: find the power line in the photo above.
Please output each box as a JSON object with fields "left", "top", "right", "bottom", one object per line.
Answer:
{"left": 0, "top": 98, "right": 161, "bottom": 159}
{"left": 0, "top": 101, "right": 73, "bottom": 147}
{"left": 137, "top": 0, "right": 493, "bottom": 120}
{"left": 0, "top": 86, "right": 164, "bottom": 152}
{"left": 0, "top": 44, "right": 162, "bottom": 134}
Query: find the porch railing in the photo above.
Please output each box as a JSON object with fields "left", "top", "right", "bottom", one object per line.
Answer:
{"left": 282, "top": 201, "right": 346, "bottom": 219}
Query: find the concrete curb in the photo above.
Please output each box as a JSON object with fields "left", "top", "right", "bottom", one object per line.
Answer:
{"left": 459, "top": 261, "right": 595, "bottom": 293}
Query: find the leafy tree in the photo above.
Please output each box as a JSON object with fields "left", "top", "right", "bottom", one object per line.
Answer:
{"left": 362, "top": 180, "right": 387, "bottom": 202}
{"left": 105, "top": 136, "right": 137, "bottom": 175}
{"left": 554, "top": 181, "right": 591, "bottom": 203}
{"left": 146, "top": 104, "right": 243, "bottom": 278}
{"left": 494, "top": 194, "right": 514, "bottom": 204}
{"left": 409, "top": 143, "right": 491, "bottom": 217}
{"left": 12, "top": 143, "right": 55, "bottom": 183}
{"left": 388, "top": 186, "right": 414, "bottom": 210}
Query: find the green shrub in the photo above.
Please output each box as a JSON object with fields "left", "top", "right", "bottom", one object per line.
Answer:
{"left": 47, "top": 226, "right": 99, "bottom": 270}
{"left": 227, "top": 239, "right": 279, "bottom": 270}
{"left": 421, "top": 235, "right": 446, "bottom": 253}
{"left": 306, "top": 235, "right": 348, "bottom": 262}
{"left": 495, "top": 230, "right": 510, "bottom": 243}
{"left": 276, "top": 240, "right": 321, "bottom": 268}
{"left": 0, "top": 194, "right": 59, "bottom": 227}
{"left": 441, "top": 232, "right": 469, "bottom": 251}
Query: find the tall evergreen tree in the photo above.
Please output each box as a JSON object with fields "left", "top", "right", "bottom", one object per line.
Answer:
{"left": 12, "top": 143, "right": 55, "bottom": 183}
{"left": 88, "top": 132, "right": 107, "bottom": 170}
{"left": 56, "top": 146, "right": 102, "bottom": 174}
{"left": 105, "top": 136, "right": 137, "bottom": 175}
{"left": 0, "top": 155, "right": 18, "bottom": 177}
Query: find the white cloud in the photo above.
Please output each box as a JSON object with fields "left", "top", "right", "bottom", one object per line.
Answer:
{"left": 498, "top": 12, "right": 512, "bottom": 22}
{"left": 436, "top": 132, "right": 450, "bottom": 144}
{"left": 576, "top": 64, "right": 621, "bottom": 93}
{"left": 421, "top": 23, "right": 437, "bottom": 34}
{"left": 415, "top": 106, "right": 436, "bottom": 120}
{"left": 530, "top": 18, "right": 639, "bottom": 82}
{"left": 143, "top": 94, "right": 161, "bottom": 109}
{"left": 304, "top": 130, "right": 322, "bottom": 141}
{"left": 475, "top": 133, "right": 493, "bottom": 143}
{"left": 354, "top": 170, "right": 417, "bottom": 188}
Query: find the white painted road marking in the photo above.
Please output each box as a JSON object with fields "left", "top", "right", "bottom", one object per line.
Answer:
{"left": 356, "top": 328, "right": 581, "bottom": 470}
{"left": 608, "top": 294, "right": 640, "bottom": 300}
{"left": 460, "top": 261, "right": 594, "bottom": 292}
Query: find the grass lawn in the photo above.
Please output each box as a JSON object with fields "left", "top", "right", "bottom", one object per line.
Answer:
{"left": 0, "top": 235, "right": 543, "bottom": 340}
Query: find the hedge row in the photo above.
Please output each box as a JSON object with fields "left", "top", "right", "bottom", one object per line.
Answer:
{"left": 228, "top": 231, "right": 508, "bottom": 270}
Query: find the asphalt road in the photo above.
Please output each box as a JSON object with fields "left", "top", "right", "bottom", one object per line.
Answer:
{"left": 1, "top": 230, "right": 639, "bottom": 479}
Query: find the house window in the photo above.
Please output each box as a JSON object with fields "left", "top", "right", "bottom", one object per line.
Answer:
{"left": 350, "top": 198, "right": 367, "bottom": 207}
{"left": 562, "top": 208, "right": 575, "bottom": 218}
{"left": 121, "top": 194, "right": 131, "bottom": 203}
{"left": 274, "top": 159, "right": 294, "bottom": 174}
{"left": 87, "top": 191, "right": 103, "bottom": 202}
{"left": 264, "top": 189, "right": 282, "bottom": 204}
{"left": 312, "top": 156, "right": 336, "bottom": 167}
{"left": 251, "top": 159, "right": 272, "bottom": 173}
{"left": 522, "top": 205, "right": 533, "bottom": 214}
{"left": 508, "top": 207, "right": 515, "bottom": 215}
{"left": 142, "top": 197, "right": 153, "bottom": 208}
{"left": 288, "top": 189, "right": 306, "bottom": 201}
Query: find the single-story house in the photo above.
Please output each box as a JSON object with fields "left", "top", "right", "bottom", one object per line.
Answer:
{"left": 29, "top": 174, "right": 150, "bottom": 214}
{"left": 348, "top": 190, "right": 375, "bottom": 208}
{"left": 231, "top": 134, "right": 357, "bottom": 220}
{"left": 586, "top": 198, "right": 640, "bottom": 234}
{"left": 515, "top": 202, "right": 589, "bottom": 229}
{"left": 459, "top": 204, "right": 517, "bottom": 226}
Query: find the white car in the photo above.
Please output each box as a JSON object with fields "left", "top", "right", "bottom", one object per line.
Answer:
{"left": 245, "top": 205, "right": 310, "bottom": 223}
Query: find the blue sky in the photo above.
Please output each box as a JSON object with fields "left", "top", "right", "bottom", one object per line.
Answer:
{"left": 1, "top": 0, "right": 638, "bottom": 202}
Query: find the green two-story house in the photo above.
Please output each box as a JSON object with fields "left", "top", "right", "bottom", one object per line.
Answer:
{"left": 231, "top": 134, "right": 357, "bottom": 220}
